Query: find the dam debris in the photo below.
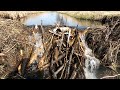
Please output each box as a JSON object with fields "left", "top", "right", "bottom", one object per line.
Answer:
{"left": 0, "top": 17, "right": 120, "bottom": 79}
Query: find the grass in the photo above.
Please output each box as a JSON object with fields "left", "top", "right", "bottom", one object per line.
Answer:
{"left": 58, "top": 11, "right": 120, "bottom": 21}
{"left": 1, "top": 11, "right": 120, "bottom": 21}
{"left": 0, "top": 11, "right": 45, "bottom": 20}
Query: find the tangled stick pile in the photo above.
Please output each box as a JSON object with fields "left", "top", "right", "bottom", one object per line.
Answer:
{"left": 86, "top": 18, "right": 120, "bottom": 78}
{"left": 5, "top": 24, "right": 89, "bottom": 79}
{"left": 37, "top": 25, "right": 94, "bottom": 79}
{"left": 1, "top": 17, "right": 120, "bottom": 79}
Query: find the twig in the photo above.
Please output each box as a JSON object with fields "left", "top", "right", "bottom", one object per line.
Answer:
{"left": 67, "top": 47, "right": 74, "bottom": 78}
{"left": 0, "top": 53, "right": 5, "bottom": 56}
{"left": 111, "top": 19, "right": 120, "bottom": 30}
{"left": 100, "top": 74, "right": 120, "bottom": 79}
{"left": 39, "top": 63, "right": 50, "bottom": 70}
{"left": 4, "top": 43, "right": 17, "bottom": 53}
{"left": 70, "top": 70, "right": 77, "bottom": 79}
{"left": 105, "top": 19, "right": 120, "bottom": 41}
{"left": 51, "top": 59, "right": 57, "bottom": 79}
{"left": 12, "top": 39, "right": 30, "bottom": 45}
{"left": 49, "top": 30, "right": 62, "bottom": 37}
{"left": 16, "top": 74, "right": 26, "bottom": 79}
{"left": 53, "top": 53, "right": 66, "bottom": 64}
{"left": 59, "top": 33, "right": 64, "bottom": 51}
{"left": 54, "top": 64, "right": 64, "bottom": 76}
{"left": 59, "top": 59, "right": 67, "bottom": 79}
{"left": 40, "top": 21, "right": 45, "bottom": 51}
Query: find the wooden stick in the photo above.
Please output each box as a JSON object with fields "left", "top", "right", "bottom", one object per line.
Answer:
{"left": 16, "top": 74, "right": 26, "bottom": 79}
{"left": 49, "top": 30, "right": 62, "bottom": 37}
{"left": 59, "top": 33, "right": 64, "bottom": 51}
{"left": 67, "top": 47, "right": 74, "bottom": 78}
{"left": 0, "top": 53, "right": 5, "bottom": 56}
{"left": 54, "top": 64, "right": 64, "bottom": 76}
{"left": 4, "top": 43, "right": 17, "bottom": 53}
{"left": 40, "top": 20, "right": 45, "bottom": 51}
{"left": 59, "top": 59, "right": 67, "bottom": 79}
{"left": 54, "top": 46, "right": 59, "bottom": 66}
{"left": 100, "top": 74, "right": 120, "bottom": 79}
{"left": 70, "top": 70, "right": 77, "bottom": 79}
{"left": 39, "top": 63, "right": 50, "bottom": 70}
{"left": 52, "top": 53, "right": 66, "bottom": 64}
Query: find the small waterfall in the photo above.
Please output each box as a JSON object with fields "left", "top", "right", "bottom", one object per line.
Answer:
{"left": 80, "top": 31, "right": 100, "bottom": 79}
{"left": 34, "top": 32, "right": 44, "bottom": 58}
{"left": 28, "top": 28, "right": 44, "bottom": 71}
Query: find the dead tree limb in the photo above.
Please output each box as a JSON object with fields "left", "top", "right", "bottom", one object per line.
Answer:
{"left": 100, "top": 74, "right": 120, "bottom": 79}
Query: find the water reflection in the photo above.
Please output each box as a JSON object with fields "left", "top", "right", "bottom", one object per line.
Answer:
{"left": 21, "top": 11, "right": 103, "bottom": 29}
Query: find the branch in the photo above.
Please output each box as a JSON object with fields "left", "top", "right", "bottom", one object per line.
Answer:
{"left": 4, "top": 43, "right": 17, "bottom": 53}
{"left": 54, "top": 64, "right": 64, "bottom": 75}
{"left": 0, "top": 53, "right": 5, "bottom": 56}
{"left": 100, "top": 74, "right": 120, "bottom": 79}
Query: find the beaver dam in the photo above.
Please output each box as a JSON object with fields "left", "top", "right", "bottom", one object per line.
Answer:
{"left": 0, "top": 12, "right": 120, "bottom": 79}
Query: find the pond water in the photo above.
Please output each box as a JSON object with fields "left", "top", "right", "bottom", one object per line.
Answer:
{"left": 22, "top": 11, "right": 103, "bottom": 30}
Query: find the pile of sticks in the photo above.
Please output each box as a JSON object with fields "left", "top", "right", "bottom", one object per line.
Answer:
{"left": 37, "top": 25, "right": 89, "bottom": 79}
{"left": 4, "top": 24, "right": 90, "bottom": 79}
{"left": 86, "top": 18, "right": 120, "bottom": 76}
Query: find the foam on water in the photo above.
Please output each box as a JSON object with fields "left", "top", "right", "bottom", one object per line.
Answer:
{"left": 34, "top": 32, "right": 44, "bottom": 57}
{"left": 80, "top": 32, "right": 100, "bottom": 79}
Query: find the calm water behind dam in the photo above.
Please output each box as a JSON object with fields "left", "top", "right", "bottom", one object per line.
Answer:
{"left": 22, "top": 11, "right": 102, "bottom": 29}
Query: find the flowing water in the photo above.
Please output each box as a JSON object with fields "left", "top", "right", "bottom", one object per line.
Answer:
{"left": 79, "top": 33, "right": 100, "bottom": 79}
{"left": 21, "top": 11, "right": 115, "bottom": 79}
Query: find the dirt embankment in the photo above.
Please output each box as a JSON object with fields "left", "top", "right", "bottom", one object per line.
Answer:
{"left": 0, "top": 18, "right": 33, "bottom": 79}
